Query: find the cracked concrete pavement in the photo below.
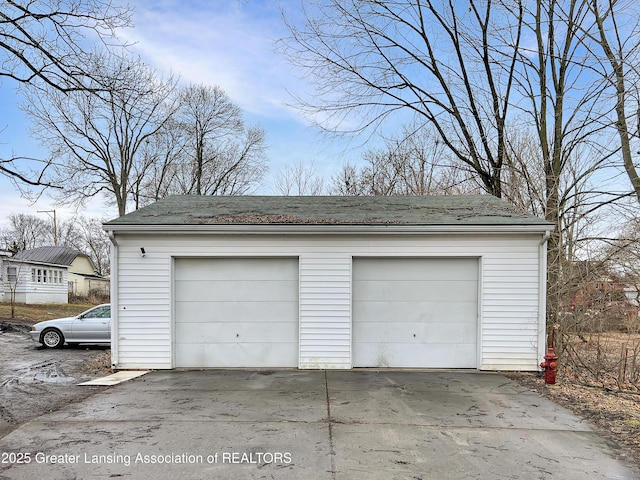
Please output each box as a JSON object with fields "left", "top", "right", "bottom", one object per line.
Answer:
{"left": 1, "top": 370, "right": 638, "bottom": 479}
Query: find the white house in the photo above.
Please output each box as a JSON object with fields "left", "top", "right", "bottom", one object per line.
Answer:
{"left": 103, "top": 195, "right": 553, "bottom": 371}
{"left": 1, "top": 250, "right": 68, "bottom": 304}
{"left": 14, "top": 246, "right": 109, "bottom": 298}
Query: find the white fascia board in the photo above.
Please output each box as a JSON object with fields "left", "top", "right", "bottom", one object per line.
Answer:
{"left": 104, "top": 224, "right": 554, "bottom": 236}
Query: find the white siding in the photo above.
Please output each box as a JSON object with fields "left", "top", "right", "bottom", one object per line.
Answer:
{"left": 482, "top": 254, "right": 541, "bottom": 369}
{"left": 116, "top": 249, "right": 172, "bottom": 369}
{"left": 0, "top": 258, "right": 5, "bottom": 301}
{"left": 299, "top": 255, "right": 351, "bottom": 369}
{"left": 111, "top": 233, "right": 544, "bottom": 371}
{"left": 2, "top": 261, "right": 68, "bottom": 304}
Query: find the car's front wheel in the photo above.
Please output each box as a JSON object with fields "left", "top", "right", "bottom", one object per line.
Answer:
{"left": 41, "top": 328, "right": 65, "bottom": 348}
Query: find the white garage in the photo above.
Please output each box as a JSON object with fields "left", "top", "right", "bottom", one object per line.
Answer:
{"left": 104, "top": 195, "right": 553, "bottom": 371}
{"left": 352, "top": 257, "right": 478, "bottom": 368}
{"left": 174, "top": 258, "right": 299, "bottom": 367}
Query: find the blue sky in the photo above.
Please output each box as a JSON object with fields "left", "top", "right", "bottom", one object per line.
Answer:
{"left": 0, "top": 0, "right": 367, "bottom": 228}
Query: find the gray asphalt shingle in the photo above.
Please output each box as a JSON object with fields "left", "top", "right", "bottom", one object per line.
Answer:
{"left": 104, "top": 195, "right": 551, "bottom": 227}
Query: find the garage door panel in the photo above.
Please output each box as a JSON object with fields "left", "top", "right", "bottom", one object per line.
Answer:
{"left": 353, "top": 300, "right": 476, "bottom": 323}
{"left": 175, "top": 343, "right": 298, "bottom": 368}
{"left": 353, "top": 257, "right": 478, "bottom": 368}
{"left": 174, "top": 258, "right": 298, "bottom": 368}
{"left": 353, "top": 321, "right": 477, "bottom": 344}
{"left": 175, "top": 258, "right": 296, "bottom": 281}
{"left": 177, "top": 321, "right": 298, "bottom": 344}
{"left": 354, "top": 258, "right": 474, "bottom": 281}
{"left": 353, "top": 280, "right": 476, "bottom": 302}
{"left": 176, "top": 301, "right": 298, "bottom": 323}
{"left": 175, "top": 280, "right": 297, "bottom": 302}
{"left": 355, "top": 343, "right": 477, "bottom": 368}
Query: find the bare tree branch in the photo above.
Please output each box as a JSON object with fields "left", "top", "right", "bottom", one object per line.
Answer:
{"left": 22, "top": 50, "right": 178, "bottom": 215}
{"left": 0, "top": 0, "right": 132, "bottom": 92}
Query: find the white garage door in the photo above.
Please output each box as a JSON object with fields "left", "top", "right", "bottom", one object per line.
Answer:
{"left": 174, "top": 258, "right": 299, "bottom": 367}
{"left": 353, "top": 258, "right": 478, "bottom": 368}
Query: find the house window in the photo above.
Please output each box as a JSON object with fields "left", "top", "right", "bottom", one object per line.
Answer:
{"left": 32, "top": 268, "right": 36, "bottom": 282}
{"left": 37, "top": 269, "right": 42, "bottom": 282}
{"left": 43, "top": 269, "right": 48, "bottom": 283}
{"left": 7, "top": 267, "right": 17, "bottom": 283}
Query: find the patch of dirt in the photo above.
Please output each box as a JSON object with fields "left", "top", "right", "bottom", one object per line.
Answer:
{"left": 82, "top": 350, "right": 113, "bottom": 376}
{"left": 0, "top": 326, "right": 110, "bottom": 438}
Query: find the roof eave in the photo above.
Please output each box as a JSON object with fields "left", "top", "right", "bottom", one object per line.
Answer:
{"left": 6, "top": 258, "right": 69, "bottom": 268}
{"left": 104, "top": 223, "right": 554, "bottom": 235}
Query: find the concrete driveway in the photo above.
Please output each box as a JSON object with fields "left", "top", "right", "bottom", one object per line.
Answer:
{"left": 0, "top": 370, "right": 637, "bottom": 479}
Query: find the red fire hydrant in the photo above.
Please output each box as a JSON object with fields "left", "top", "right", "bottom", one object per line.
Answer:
{"left": 540, "top": 329, "right": 558, "bottom": 385}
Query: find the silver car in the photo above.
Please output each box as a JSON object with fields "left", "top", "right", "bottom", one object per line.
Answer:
{"left": 29, "top": 304, "right": 111, "bottom": 348}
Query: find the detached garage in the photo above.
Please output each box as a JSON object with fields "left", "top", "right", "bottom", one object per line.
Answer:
{"left": 104, "top": 195, "right": 553, "bottom": 371}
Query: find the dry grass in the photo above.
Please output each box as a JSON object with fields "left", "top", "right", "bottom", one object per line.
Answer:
{"left": 561, "top": 332, "right": 640, "bottom": 392}
{"left": 0, "top": 302, "right": 96, "bottom": 325}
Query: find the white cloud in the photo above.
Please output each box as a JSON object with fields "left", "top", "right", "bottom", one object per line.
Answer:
{"left": 123, "top": 0, "right": 299, "bottom": 119}
{"left": 116, "top": 1, "right": 366, "bottom": 183}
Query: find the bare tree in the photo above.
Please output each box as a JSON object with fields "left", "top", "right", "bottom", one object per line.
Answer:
{"left": 4, "top": 261, "right": 25, "bottom": 318}
{"left": 330, "top": 162, "right": 367, "bottom": 196}
{"left": 198, "top": 127, "right": 267, "bottom": 195}
{"left": 282, "top": 0, "right": 524, "bottom": 198}
{"left": 0, "top": 0, "right": 131, "bottom": 91}
{"left": 59, "top": 216, "right": 110, "bottom": 276}
{"left": 130, "top": 118, "right": 187, "bottom": 208}
{"left": 586, "top": 0, "right": 640, "bottom": 203}
{"left": 157, "top": 84, "right": 268, "bottom": 196}
{"left": 0, "top": 0, "right": 132, "bottom": 185}
{"left": 511, "top": 0, "right": 624, "bottom": 326}
{"left": 22, "top": 50, "right": 178, "bottom": 215}
{"left": 3, "top": 213, "right": 53, "bottom": 252}
{"left": 78, "top": 217, "right": 110, "bottom": 276}
{"left": 282, "top": 0, "right": 640, "bottom": 336}
{"left": 177, "top": 85, "right": 244, "bottom": 195}
{"left": 275, "top": 161, "right": 325, "bottom": 195}
{"left": 331, "top": 127, "right": 477, "bottom": 196}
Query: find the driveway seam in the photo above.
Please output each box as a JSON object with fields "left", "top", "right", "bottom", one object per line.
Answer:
{"left": 324, "top": 370, "right": 337, "bottom": 479}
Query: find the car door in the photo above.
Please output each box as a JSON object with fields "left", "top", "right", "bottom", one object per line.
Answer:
{"left": 71, "top": 305, "right": 111, "bottom": 341}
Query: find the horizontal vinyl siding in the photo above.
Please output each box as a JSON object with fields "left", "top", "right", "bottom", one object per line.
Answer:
{"left": 111, "top": 233, "right": 545, "bottom": 371}
{"left": 481, "top": 253, "right": 541, "bottom": 369}
{"left": 18, "top": 267, "right": 68, "bottom": 304}
{"left": 299, "top": 255, "right": 351, "bottom": 369}
{"left": 115, "top": 251, "right": 171, "bottom": 369}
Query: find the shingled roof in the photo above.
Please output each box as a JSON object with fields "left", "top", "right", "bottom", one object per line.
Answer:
{"left": 104, "top": 195, "right": 552, "bottom": 229}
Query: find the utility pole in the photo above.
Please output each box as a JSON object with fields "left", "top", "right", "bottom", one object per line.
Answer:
{"left": 38, "top": 209, "right": 57, "bottom": 246}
